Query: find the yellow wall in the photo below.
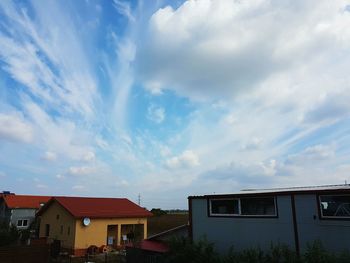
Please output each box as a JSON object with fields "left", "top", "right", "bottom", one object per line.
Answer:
{"left": 38, "top": 201, "right": 76, "bottom": 249}
{"left": 74, "top": 217, "right": 148, "bottom": 249}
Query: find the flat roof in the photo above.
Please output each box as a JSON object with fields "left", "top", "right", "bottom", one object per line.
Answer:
{"left": 189, "top": 184, "right": 350, "bottom": 199}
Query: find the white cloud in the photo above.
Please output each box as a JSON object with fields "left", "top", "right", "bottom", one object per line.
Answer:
{"left": 42, "top": 151, "right": 57, "bottom": 161}
{"left": 72, "top": 185, "right": 86, "bottom": 191}
{"left": 0, "top": 113, "right": 33, "bottom": 143}
{"left": 55, "top": 174, "right": 64, "bottom": 180}
{"left": 286, "top": 144, "right": 335, "bottom": 165}
{"left": 0, "top": 171, "right": 6, "bottom": 177}
{"left": 69, "top": 166, "right": 96, "bottom": 176}
{"left": 166, "top": 150, "right": 199, "bottom": 169}
{"left": 82, "top": 151, "right": 95, "bottom": 162}
{"left": 116, "top": 179, "right": 129, "bottom": 187}
{"left": 241, "top": 137, "right": 263, "bottom": 151}
{"left": 138, "top": 0, "right": 350, "bottom": 101}
{"left": 24, "top": 99, "right": 96, "bottom": 161}
{"left": 147, "top": 104, "right": 165, "bottom": 123}
{"left": 0, "top": 1, "right": 98, "bottom": 117}
{"left": 36, "top": 184, "right": 48, "bottom": 189}
{"left": 113, "top": 0, "right": 135, "bottom": 22}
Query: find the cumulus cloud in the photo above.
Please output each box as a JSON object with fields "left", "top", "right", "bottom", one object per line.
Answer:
{"left": 166, "top": 150, "right": 199, "bottom": 169}
{"left": 137, "top": 0, "right": 350, "bottom": 101}
{"left": 147, "top": 104, "right": 165, "bottom": 123}
{"left": 0, "top": 113, "right": 33, "bottom": 143}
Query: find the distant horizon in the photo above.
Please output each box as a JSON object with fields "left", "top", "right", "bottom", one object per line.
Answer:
{"left": 1, "top": 0, "right": 350, "bottom": 209}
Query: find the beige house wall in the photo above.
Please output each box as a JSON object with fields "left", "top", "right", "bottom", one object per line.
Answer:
{"left": 38, "top": 201, "right": 76, "bottom": 249}
{"left": 74, "top": 217, "right": 148, "bottom": 249}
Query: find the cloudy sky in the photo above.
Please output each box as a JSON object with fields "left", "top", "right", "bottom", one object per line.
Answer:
{"left": 1, "top": 0, "right": 350, "bottom": 209}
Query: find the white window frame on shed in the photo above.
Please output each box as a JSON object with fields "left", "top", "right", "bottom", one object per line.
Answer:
{"left": 209, "top": 198, "right": 240, "bottom": 216}
{"left": 319, "top": 194, "right": 350, "bottom": 219}
{"left": 209, "top": 196, "right": 277, "bottom": 217}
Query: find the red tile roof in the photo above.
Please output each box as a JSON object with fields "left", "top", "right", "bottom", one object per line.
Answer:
{"left": 38, "top": 196, "right": 152, "bottom": 219}
{"left": 2, "top": 195, "right": 51, "bottom": 209}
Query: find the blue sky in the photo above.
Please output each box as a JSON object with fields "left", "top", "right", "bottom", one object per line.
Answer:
{"left": 0, "top": 0, "right": 350, "bottom": 209}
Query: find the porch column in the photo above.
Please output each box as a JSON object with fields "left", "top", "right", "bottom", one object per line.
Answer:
{"left": 143, "top": 221, "right": 147, "bottom": 239}
{"left": 117, "top": 224, "right": 121, "bottom": 246}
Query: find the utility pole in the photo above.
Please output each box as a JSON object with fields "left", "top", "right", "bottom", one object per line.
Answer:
{"left": 138, "top": 193, "right": 141, "bottom": 206}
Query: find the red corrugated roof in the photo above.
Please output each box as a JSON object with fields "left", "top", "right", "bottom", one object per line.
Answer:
{"left": 42, "top": 196, "right": 152, "bottom": 218}
{"left": 126, "top": 240, "right": 169, "bottom": 253}
{"left": 3, "top": 195, "right": 51, "bottom": 209}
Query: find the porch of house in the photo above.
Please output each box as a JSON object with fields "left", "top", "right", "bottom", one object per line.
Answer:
{"left": 107, "top": 223, "right": 145, "bottom": 248}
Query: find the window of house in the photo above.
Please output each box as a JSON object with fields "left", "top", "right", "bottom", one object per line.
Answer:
{"left": 17, "top": 219, "right": 28, "bottom": 227}
{"left": 320, "top": 195, "right": 350, "bottom": 218}
{"left": 210, "top": 199, "right": 239, "bottom": 216}
{"left": 56, "top": 214, "right": 60, "bottom": 220}
{"left": 45, "top": 224, "right": 50, "bottom": 237}
{"left": 60, "top": 225, "right": 63, "bottom": 234}
{"left": 209, "top": 197, "right": 277, "bottom": 217}
{"left": 240, "top": 197, "right": 276, "bottom": 216}
{"left": 67, "top": 226, "right": 70, "bottom": 236}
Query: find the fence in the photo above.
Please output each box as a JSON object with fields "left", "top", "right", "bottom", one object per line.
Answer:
{"left": 53, "top": 252, "right": 126, "bottom": 263}
{"left": 0, "top": 244, "right": 49, "bottom": 263}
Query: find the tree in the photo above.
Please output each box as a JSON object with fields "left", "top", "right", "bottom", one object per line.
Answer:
{"left": 151, "top": 208, "right": 167, "bottom": 216}
{"left": 0, "top": 222, "right": 19, "bottom": 247}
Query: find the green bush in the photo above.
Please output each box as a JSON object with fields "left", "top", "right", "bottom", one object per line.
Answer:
{"left": 163, "top": 237, "right": 220, "bottom": 263}
{"left": 161, "top": 239, "right": 349, "bottom": 263}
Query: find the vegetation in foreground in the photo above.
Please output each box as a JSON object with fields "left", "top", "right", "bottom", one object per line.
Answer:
{"left": 161, "top": 238, "right": 350, "bottom": 263}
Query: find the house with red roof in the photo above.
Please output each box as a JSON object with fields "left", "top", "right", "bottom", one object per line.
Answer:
{"left": 36, "top": 196, "right": 152, "bottom": 256}
{"left": 0, "top": 193, "right": 51, "bottom": 230}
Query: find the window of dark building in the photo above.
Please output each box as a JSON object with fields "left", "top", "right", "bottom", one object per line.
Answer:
{"left": 45, "top": 224, "right": 50, "bottom": 237}
{"left": 320, "top": 195, "right": 350, "bottom": 218}
{"left": 210, "top": 199, "right": 239, "bottom": 215}
{"left": 17, "top": 219, "right": 28, "bottom": 227}
{"left": 209, "top": 196, "right": 277, "bottom": 217}
{"left": 240, "top": 197, "right": 276, "bottom": 216}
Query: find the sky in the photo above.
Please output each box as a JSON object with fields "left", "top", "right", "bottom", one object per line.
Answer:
{"left": 0, "top": 0, "right": 350, "bottom": 209}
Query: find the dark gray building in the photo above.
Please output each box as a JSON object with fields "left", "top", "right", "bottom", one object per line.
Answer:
{"left": 0, "top": 193, "right": 51, "bottom": 230}
{"left": 188, "top": 184, "right": 350, "bottom": 254}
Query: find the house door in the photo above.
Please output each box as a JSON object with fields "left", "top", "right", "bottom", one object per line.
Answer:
{"left": 107, "top": 225, "right": 118, "bottom": 248}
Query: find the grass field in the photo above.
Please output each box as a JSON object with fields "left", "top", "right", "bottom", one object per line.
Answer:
{"left": 147, "top": 213, "right": 189, "bottom": 237}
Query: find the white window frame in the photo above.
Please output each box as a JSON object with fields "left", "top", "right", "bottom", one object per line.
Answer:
{"left": 209, "top": 198, "right": 240, "bottom": 216}
{"left": 209, "top": 197, "right": 277, "bottom": 217}
{"left": 319, "top": 194, "right": 350, "bottom": 219}
{"left": 17, "top": 219, "right": 29, "bottom": 227}
{"left": 239, "top": 196, "right": 277, "bottom": 217}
